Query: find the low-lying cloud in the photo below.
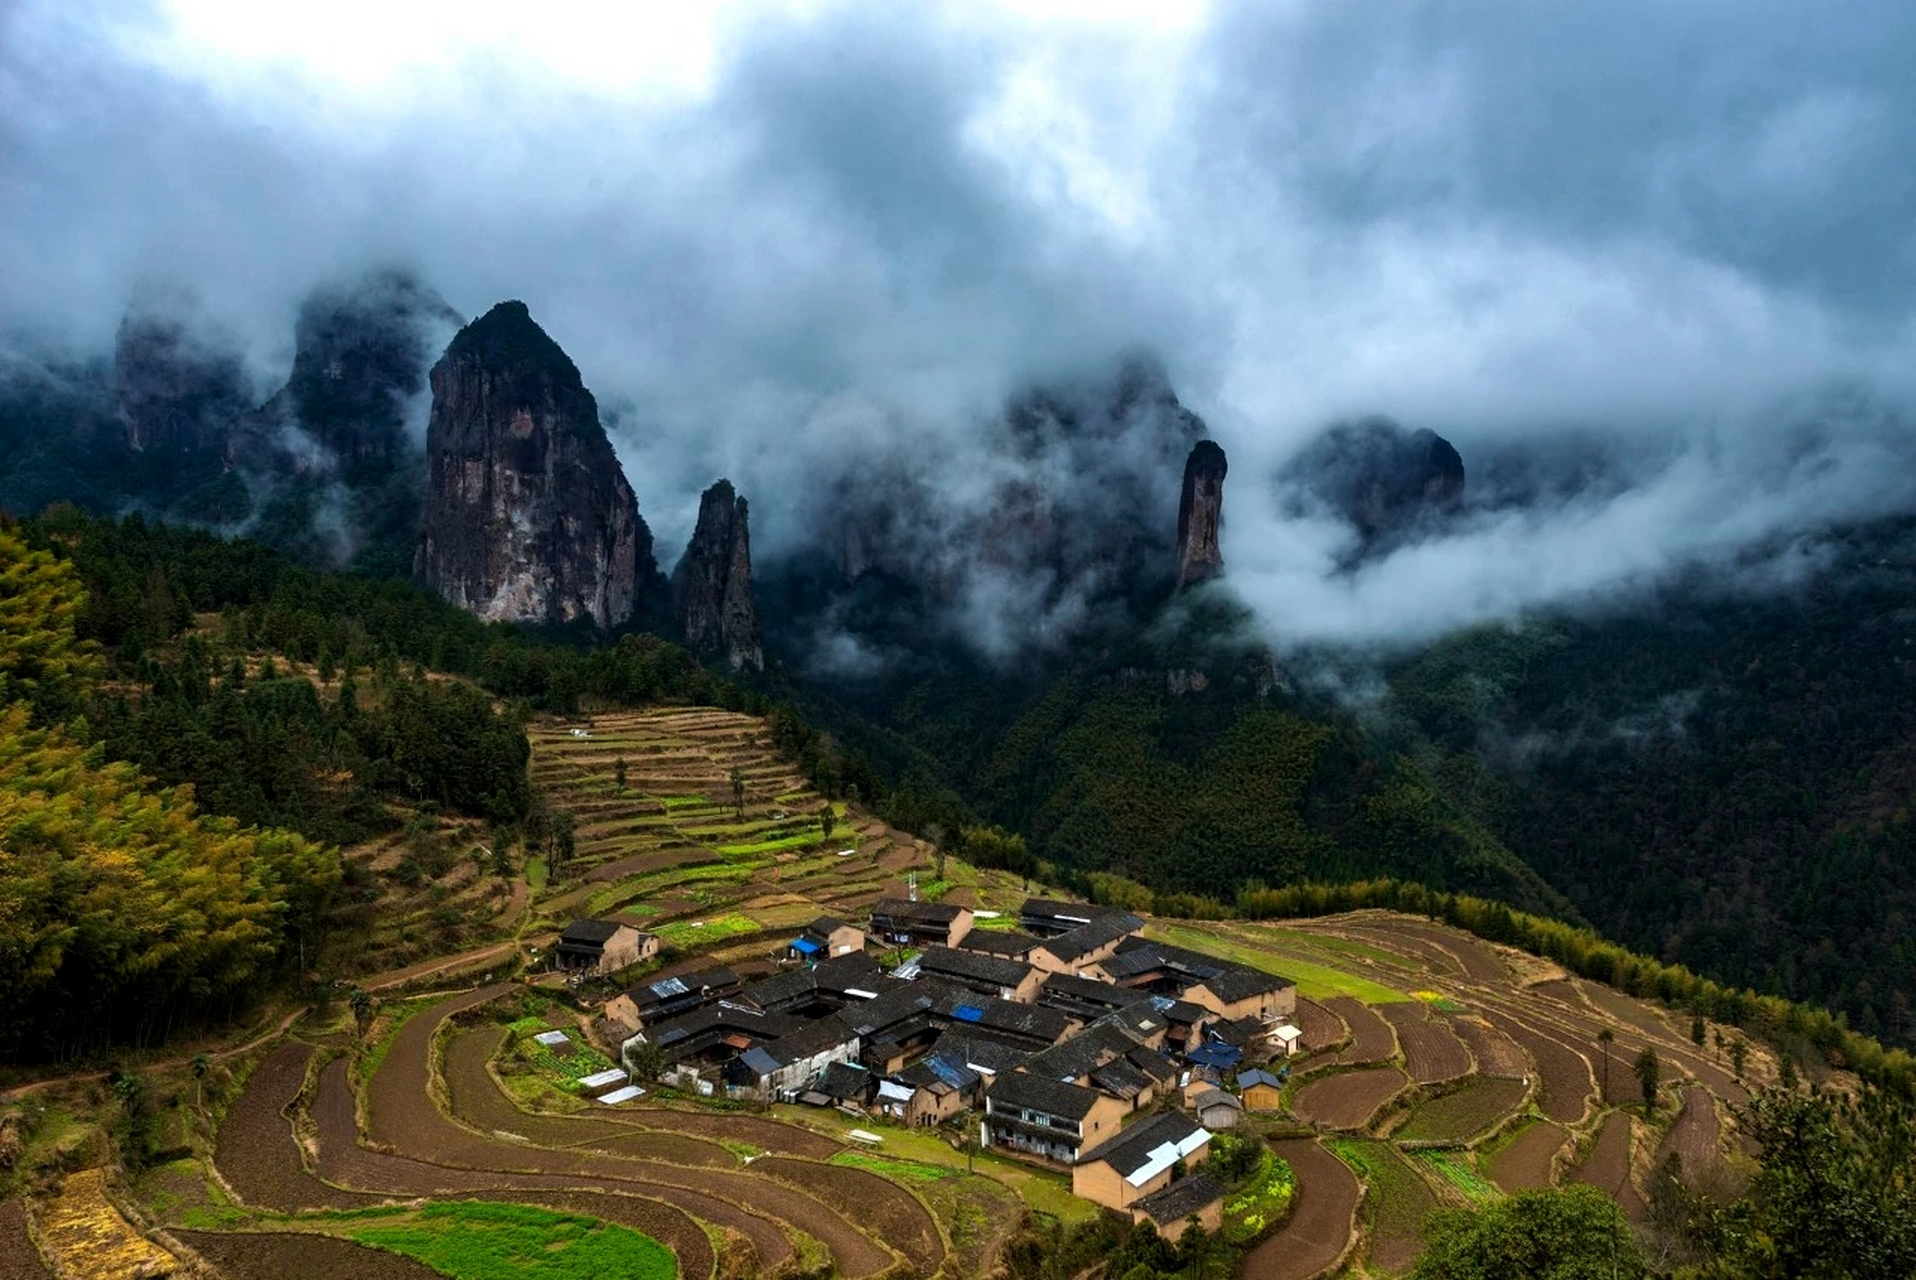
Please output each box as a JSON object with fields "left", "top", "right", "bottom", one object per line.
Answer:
{"left": 3, "top": 0, "right": 1915, "bottom": 657}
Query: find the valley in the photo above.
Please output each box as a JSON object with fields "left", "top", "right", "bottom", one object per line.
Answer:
{"left": 0, "top": 703, "right": 1787, "bottom": 1279}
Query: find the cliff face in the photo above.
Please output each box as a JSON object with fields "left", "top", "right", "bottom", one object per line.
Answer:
{"left": 673, "top": 479, "right": 763, "bottom": 670}
{"left": 113, "top": 295, "right": 249, "bottom": 457}
{"left": 1284, "top": 417, "right": 1465, "bottom": 546}
{"left": 414, "top": 300, "right": 655, "bottom": 627}
{"left": 263, "top": 271, "right": 460, "bottom": 472}
{"left": 1176, "top": 439, "right": 1227, "bottom": 588}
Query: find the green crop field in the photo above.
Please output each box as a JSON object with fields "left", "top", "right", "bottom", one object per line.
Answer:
{"left": 343, "top": 1202, "right": 675, "bottom": 1280}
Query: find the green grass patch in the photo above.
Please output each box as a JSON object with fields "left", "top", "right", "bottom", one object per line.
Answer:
{"left": 344, "top": 1200, "right": 675, "bottom": 1280}
{"left": 1149, "top": 923, "right": 1407, "bottom": 1003}
{"left": 658, "top": 794, "right": 712, "bottom": 809}
{"left": 1412, "top": 1150, "right": 1500, "bottom": 1204}
{"left": 831, "top": 1151, "right": 958, "bottom": 1184}
{"left": 525, "top": 858, "right": 548, "bottom": 892}
{"left": 1222, "top": 1151, "right": 1296, "bottom": 1245}
{"left": 1329, "top": 1139, "right": 1440, "bottom": 1258}
{"left": 716, "top": 831, "right": 822, "bottom": 857}
{"left": 1394, "top": 1077, "right": 1529, "bottom": 1145}
{"left": 655, "top": 913, "right": 760, "bottom": 947}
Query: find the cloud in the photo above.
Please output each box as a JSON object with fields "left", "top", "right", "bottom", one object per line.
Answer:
{"left": 2, "top": 0, "right": 1915, "bottom": 655}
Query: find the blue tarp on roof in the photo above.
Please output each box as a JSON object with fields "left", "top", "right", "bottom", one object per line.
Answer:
{"left": 953, "top": 1004, "right": 986, "bottom": 1023}
{"left": 1186, "top": 1043, "right": 1242, "bottom": 1069}
{"left": 790, "top": 937, "right": 823, "bottom": 955}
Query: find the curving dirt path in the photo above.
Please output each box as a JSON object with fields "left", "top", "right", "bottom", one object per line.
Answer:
{"left": 216, "top": 1041, "right": 371, "bottom": 1210}
{"left": 1242, "top": 1138, "right": 1359, "bottom": 1280}
{"left": 757, "top": 1156, "right": 944, "bottom": 1276}
{"left": 0, "top": 1200, "right": 50, "bottom": 1280}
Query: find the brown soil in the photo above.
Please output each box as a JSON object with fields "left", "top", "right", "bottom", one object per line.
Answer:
{"left": 1364, "top": 1144, "right": 1439, "bottom": 1276}
{"left": 1294, "top": 998, "right": 1348, "bottom": 1054}
{"left": 1570, "top": 1112, "right": 1646, "bottom": 1221}
{"left": 1485, "top": 1121, "right": 1567, "bottom": 1193}
{"left": 1656, "top": 1086, "right": 1722, "bottom": 1174}
{"left": 1379, "top": 1004, "right": 1471, "bottom": 1084}
{"left": 314, "top": 1055, "right": 794, "bottom": 1272}
{"left": 1291, "top": 1067, "right": 1409, "bottom": 1131}
{"left": 1391, "top": 923, "right": 1511, "bottom": 983}
{"left": 355, "top": 990, "right": 889, "bottom": 1276}
{"left": 1480, "top": 1011, "right": 1592, "bottom": 1125}
{"left": 216, "top": 1042, "right": 369, "bottom": 1210}
{"left": 1324, "top": 998, "right": 1396, "bottom": 1065}
{"left": 1447, "top": 1015, "right": 1529, "bottom": 1079}
{"left": 757, "top": 1157, "right": 938, "bottom": 1275}
{"left": 0, "top": 1201, "right": 49, "bottom": 1280}
{"left": 1241, "top": 1138, "right": 1359, "bottom": 1280}
{"left": 176, "top": 1230, "right": 446, "bottom": 1279}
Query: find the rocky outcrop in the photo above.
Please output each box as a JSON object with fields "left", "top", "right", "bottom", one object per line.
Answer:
{"left": 1283, "top": 417, "right": 1464, "bottom": 544}
{"left": 250, "top": 270, "right": 460, "bottom": 473}
{"left": 414, "top": 300, "right": 655, "bottom": 627}
{"left": 1176, "top": 439, "right": 1227, "bottom": 588}
{"left": 113, "top": 291, "right": 249, "bottom": 457}
{"left": 673, "top": 479, "right": 763, "bottom": 671}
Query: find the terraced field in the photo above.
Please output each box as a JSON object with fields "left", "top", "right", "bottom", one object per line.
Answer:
{"left": 14, "top": 705, "right": 1770, "bottom": 1280}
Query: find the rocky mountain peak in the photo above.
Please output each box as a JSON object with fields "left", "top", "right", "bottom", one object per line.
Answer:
{"left": 271, "top": 270, "right": 460, "bottom": 471}
{"left": 1176, "top": 439, "right": 1227, "bottom": 589}
{"left": 1283, "top": 417, "right": 1465, "bottom": 548}
{"left": 414, "top": 300, "right": 656, "bottom": 627}
{"left": 673, "top": 478, "right": 763, "bottom": 671}
{"left": 112, "top": 290, "right": 249, "bottom": 457}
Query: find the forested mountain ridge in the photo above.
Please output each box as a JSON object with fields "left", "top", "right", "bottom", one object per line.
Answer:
{"left": 1379, "top": 515, "right": 1916, "bottom": 1046}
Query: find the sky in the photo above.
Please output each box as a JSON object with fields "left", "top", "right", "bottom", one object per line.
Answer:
{"left": 4, "top": 0, "right": 1916, "bottom": 654}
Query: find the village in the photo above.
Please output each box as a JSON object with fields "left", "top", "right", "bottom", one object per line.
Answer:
{"left": 548, "top": 893, "right": 1304, "bottom": 1233}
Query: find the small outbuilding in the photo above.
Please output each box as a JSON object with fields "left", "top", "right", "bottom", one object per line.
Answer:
{"left": 1193, "top": 1087, "right": 1244, "bottom": 1130}
{"left": 1236, "top": 1068, "right": 1285, "bottom": 1112}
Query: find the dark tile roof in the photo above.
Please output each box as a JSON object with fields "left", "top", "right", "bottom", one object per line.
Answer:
{"left": 933, "top": 991, "right": 1071, "bottom": 1043}
{"left": 1133, "top": 1172, "right": 1224, "bottom": 1225}
{"left": 1193, "top": 1087, "right": 1241, "bottom": 1111}
{"left": 1026, "top": 1022, "right": 1139, "bottom": 1082}
{"left": 1126, "top": 1044, "right": 1176, "bottom": 1083}
{"left": 987, "top": 1070, "right": 1104, "bottom": 1121}
{"left": 1019, "top": 898, "right": 1130, "bottom": 935}
{"left": 897, "top": 1052, "right": 981, "bottom": 1096}
{"left": 1089, "top": 1057, "right": 1152, "bottom": 1100}
{"left": 817, "top": 1060, "right": 874, "bottom": 1100}
{"left": 928, "top": 1033, "right": 1031, "bottom": 1076}
{"left": 1035, "top": 913, "right": 1142, "bottom": 966}
{"left": 806, "top": 915, "right": 853, "bottom": 935}
{"left": 1078, "top": 1111, "right": 1208, "bottom": 1179}
{"left": 560, "top": 918, "right": 624, "bottom": 945}
{"left": 1198, "top": 965, "right": 1293, "bottom": 1003}
{"left": 837, "top": 980, "right": 949, "bottom": 1039}
{"left": 1038, "top": 973, "right": 1137, "bottom": 1015}
{"left": 871, "top": 897, "right": 966, "bottom": 926}
{"left": 918, "top": 946, "right": 1034, "bottom": 992}
{"left": 958, "top": 930, "right": 1044, "bottom": 958}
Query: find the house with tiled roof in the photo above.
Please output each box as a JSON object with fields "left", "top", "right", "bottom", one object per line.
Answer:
{"left": 1071, "top": 1111, "right": 1214, "bottom": 1215}
{"left": 982, "top": 1071, "right": 1126, "bottom": 1165}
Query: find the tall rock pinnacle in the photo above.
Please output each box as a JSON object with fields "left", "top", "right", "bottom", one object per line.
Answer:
{"left": 672, "top": 479, "right": 763, "bottom": 671}
{"left": 1176, "top": 439, "right": 1228, "bottom": 589}
{"left": 414, "top": 300, "right": 655, "bottom": 627}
